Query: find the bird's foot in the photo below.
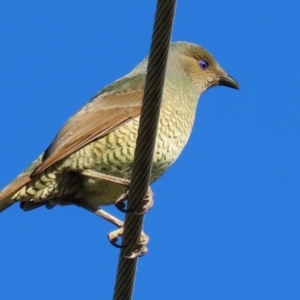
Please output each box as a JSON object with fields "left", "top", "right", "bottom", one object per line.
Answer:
{"left": 81, "top": 169, "right": 154, "bottom": 214}
{"left": 78, "top": 202, "right": 149, "bottom": 257}
{"left": 114, "top": 187, "right": 154, "bottom": 214}
{"left": 108, "top": 227, "right": 149, "bottom": 258}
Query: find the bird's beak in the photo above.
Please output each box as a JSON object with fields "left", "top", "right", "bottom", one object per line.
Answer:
{"left": 218, "top": 74, "right": 239, "bottom": 90}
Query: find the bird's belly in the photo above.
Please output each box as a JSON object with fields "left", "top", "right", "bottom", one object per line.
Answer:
{"left": 69, "top": 107, "right": 194, "bottom": 206}
{"left": 74, "top": 145, "right": 176, "bottom": 206}
{"left": 78, "top": 177, "right": 128, "bottom": 206}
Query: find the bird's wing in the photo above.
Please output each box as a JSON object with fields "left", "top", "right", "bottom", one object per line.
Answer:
{"left": 32, "top": 74, "right": 145, "bottom": 176}
{"left": 0, "top": 173, "right": 31, "bottom": 211}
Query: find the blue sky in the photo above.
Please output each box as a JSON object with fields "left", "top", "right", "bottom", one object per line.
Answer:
{"left": 0, "top": 1, "right": 299, "bottom": 299}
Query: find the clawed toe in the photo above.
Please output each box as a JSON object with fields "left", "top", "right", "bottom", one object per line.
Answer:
{"left": 114, "top": 191, "right": 131, "bottom": 212}
{"left": 115, "top": 188, "right": 154, "bottom": 215}
{"left": 108, "top": 227, "right": 149, "bottom": 258}
{"left": 136, "top": 189, "right": 154, "bottom": 215}
{"left": 108, "top": 227, "right": 125, "bottom": 248}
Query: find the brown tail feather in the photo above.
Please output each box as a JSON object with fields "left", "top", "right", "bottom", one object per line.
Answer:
{"left": 0, "top": 174, "right": 31, "bottom": 212}
{"left": 0, "top": 202, "right": 14, "bottom": 212}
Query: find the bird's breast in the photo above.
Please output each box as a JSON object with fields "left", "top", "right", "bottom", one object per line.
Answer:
{"left": 66, "top": 81, "right": 198, "bottom": 205}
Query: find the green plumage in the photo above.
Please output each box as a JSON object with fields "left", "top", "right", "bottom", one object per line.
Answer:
{"left": 0, "top": 42, "right": 239, "bottom": 212}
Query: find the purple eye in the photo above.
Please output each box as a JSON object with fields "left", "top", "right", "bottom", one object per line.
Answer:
{"left": 199, "top": 59, "right": 209, "bottom": 70}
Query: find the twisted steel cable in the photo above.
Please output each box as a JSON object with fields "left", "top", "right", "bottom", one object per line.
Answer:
{"left": 113, "top": 0, "right": 176, "bottom": 299}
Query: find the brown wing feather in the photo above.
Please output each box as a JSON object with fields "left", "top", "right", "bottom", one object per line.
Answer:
{"left": 32, "top": 75, "right": 145, "bottom": 176}
{"left": 0, "top": 173, "right": 31, "bottom": 211}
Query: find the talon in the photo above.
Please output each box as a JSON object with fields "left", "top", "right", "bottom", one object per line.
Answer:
{"left": 115, "top": 201, "right": 127, "bottom": 212}
{"left": 108, "top": 228, "right": 125, "bottom": 248}
{"left": 124, "top": 232, "right": 149, "bottom": 258}
{"left": 115, "top": 191, "right": 135, "bottom": 213}
{"left": 110, "top": 239, "right": 124, "bottom": 249}
{"left": 138, "top": 232, "right": 149, "bottom": 245}
{"left": 135, "top": 188, "right": 154, "bottom": 215}
{"left": 108, "top": 228, "right": 149, "bottom": 257}
{"left": 125, "top": 243, "right": 149, "bottom": 259}
{"left": 115, "top": 200, "right": 134, "bottom": 213}
{"left": 115, "top": 188, "right": 154, "bottom": 214}
{"left": 125, "top": 249, "right": 148, "bottom": 259}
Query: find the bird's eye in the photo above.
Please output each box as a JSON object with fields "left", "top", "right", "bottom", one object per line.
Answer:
{"left": 199, "top": 59, "right": 209, "bottom": 70}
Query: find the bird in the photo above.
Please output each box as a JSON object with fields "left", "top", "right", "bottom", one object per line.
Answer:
{"left": 0, "top": 42, "right": 239, "bottom": 248}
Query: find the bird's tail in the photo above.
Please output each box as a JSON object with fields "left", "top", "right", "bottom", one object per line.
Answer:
{"left": 0, "top": 173, "right": 32, "bottom": 212}
{"left": 0, "top": 154, "right": 45, "bottom": 212}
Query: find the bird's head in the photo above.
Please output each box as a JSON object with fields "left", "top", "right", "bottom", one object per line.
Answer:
{"left": 169, "top": 42, "right": 239, "bottom": 94}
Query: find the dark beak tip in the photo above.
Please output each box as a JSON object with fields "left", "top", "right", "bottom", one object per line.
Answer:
{"left": 219, "top": 74, "right": 240, "bottom": 90}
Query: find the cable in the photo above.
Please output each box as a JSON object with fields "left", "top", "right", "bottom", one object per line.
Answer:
{"left": 113, "top": 0, "right": 176, "bottom": 299}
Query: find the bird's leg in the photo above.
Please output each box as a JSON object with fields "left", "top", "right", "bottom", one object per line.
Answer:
{"left": 76, "top": 201, "right": 148, "bottom": 257}
{"left": 80, "top": 169, "right": 154, "bottom": 214}
{"left": 81, "top": 169, "right": 130, "bottom": 186}
{"left": 78, "top": 202, "right": 124, "bottom": 228}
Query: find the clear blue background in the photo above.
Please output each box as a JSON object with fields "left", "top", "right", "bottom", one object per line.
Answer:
{"left": 0, "top": 1, "right": 299, "bottom": 299}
